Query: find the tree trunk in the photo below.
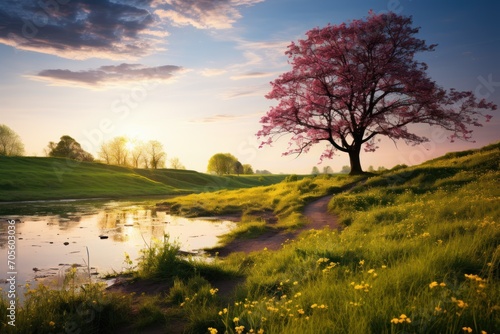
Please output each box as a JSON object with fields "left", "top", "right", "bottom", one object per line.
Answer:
{"left": 348, "top": 146, "right": 364, "bottom": 175}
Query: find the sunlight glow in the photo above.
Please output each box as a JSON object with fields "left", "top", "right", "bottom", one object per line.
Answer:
{"left": 125, "top": 140, "right": 136, "bottom": 152}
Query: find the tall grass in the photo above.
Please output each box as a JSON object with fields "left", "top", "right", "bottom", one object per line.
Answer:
{"left": 181, "top": 143, "right": 500, "bottom": 333}
{"left": 2, "top": 143, "right": 498, "bottom": 333}
{"left": 0, "top": 273, "right": 132, "bottom": 333}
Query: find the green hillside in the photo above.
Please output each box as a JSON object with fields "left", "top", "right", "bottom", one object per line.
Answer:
{"left": 167, "top": 142, "right": 499, "bottom": 333}
{"left": 1, "top": 143, "right": 499, "bottom": 333}
{"left": 0, "top": 156, "right": 289, "bottom": 202}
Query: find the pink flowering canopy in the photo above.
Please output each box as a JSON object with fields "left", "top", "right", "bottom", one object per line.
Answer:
{"left": 257, "top": 11, "right": 496, "bottom": 174}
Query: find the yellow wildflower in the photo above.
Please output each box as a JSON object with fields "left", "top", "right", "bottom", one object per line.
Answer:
{"left": 210, "top": 288, "right": 219, "bottom": 295}
{"left": 429, "top": 281, "right": 439, "bottom": 289}
{"left": 465, "top": 274, "right": 484, "bottom": 282}
{"left": 208, "top": 327, "right": 218, "bottom": 334}
{"left": 233, "top": 317, "right": 239, "bottom": 323}
{"left": 462, "top": 327, "right": 472, "bottom": 333}
{"left": 391, "top": 314, "right": 411, "bottom": 324}
{"left": 49, "top": 321, "right": 55, "bottom": 327}
{"left": 310, "top": 304, "right": 318, "bottom": 308}
{"left": 359, "top": 260, "right": 365, "bottom": 266}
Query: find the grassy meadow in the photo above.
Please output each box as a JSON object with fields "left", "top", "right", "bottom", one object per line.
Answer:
{"left": 0, "top": 156, "right": 288, "bottom": 201}
{"left": 1, "top": 142, "right": 499, "bottom": 333}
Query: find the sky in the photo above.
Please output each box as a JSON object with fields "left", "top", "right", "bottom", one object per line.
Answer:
{"left": 1, "top": 0, "right": 499, "bottom": 174}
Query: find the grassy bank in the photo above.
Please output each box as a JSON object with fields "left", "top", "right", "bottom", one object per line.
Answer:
{"left": 159, "top": 174, "right": 363, "bottom": 230}
{"left": 1, "top": 143, "right": 498, "bottom": 333}
{"left": 0, "top": 156, "right": 288, "bottom": 201}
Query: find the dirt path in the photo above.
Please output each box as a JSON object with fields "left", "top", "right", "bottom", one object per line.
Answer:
{"left": 214, "top": 194, "right": 340, "bottom": 256}
{"left": 110, "top": 194, "right": 345, "bottom": 333}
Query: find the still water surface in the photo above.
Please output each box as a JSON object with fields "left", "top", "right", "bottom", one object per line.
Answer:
{"left": 0, "top": 198, "right": 235, "bottom": 290}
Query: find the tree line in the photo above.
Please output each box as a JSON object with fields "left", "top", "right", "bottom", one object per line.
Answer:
{"left": 44, "top": 135, "right": 181, "bottom": 170}
{"left": 1, "top": 125, "right": 258, "bottom": 174}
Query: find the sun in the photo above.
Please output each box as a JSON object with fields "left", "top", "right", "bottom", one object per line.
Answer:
{"left": 125, "top": 140, "right": 136, "bottom": 152}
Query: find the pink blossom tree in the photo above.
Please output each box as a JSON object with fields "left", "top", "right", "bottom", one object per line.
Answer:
{"left": 257, "top": 11, "right": 496, "bottom": 175}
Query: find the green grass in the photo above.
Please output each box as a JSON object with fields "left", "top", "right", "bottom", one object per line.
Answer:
{"left": 0, "top": 273, "right": 133, "bottom": 333}
{"left": 161, "top": 174, "right": 363, "bottom": 229}
{"left": 2, "top": 142, "right": 499, "bottom": 333}
{"left": 0, "top": 156, "right": 289, "bottom": 201}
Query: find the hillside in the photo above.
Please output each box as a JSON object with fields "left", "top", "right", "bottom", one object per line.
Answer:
{"left": 0, "top": 156, "right": 289, "bottom": 202}
{"left": 1, "top": 143, "right": 499, "bottom": 333}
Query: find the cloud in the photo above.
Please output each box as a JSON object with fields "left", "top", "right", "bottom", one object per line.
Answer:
{"left": 230, "top": 71, "right": 276, "bottom": 80}
{"left": 155, "top": 0, "right": 264, "bottom": 29}
{"left": 222, "top": 83, "right": 269, "bottom": 99}
{"left": 234, "top": 40, "right": 290, "bottom": 68}
{"left": 0, "top": 0, "right": 166, "bottom": 60}
{"left": 0, "top": 0, "right": 265, "bottom": 60}
{"left": 27, "top": 63, "right": 186, "bottom": 88}
{"left": 190, "top": 112, "right": 262, "bottom": 123}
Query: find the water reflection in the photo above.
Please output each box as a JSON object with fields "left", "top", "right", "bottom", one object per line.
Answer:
{"left": 0, "top": 199, "right": 235, "bottom": 289}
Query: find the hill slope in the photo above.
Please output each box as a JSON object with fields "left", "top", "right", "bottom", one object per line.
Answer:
{"left": 0, "top": 156, "right": 288, "bottom": 201}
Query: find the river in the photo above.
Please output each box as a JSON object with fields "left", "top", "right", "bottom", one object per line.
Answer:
{"left": 0, "top": 198, "right": 236, "bottom": 293}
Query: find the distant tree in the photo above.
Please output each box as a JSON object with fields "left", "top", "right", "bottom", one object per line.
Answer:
{"left": 48, "top": 135, "right": 93, "bottom": 161}
{"left": 98, "top": 142, "right": 112, "bottom": 164}
{"left": 243, "top": 164, "right": 254, "bottom": 175}
{"left": 311, "top": 166, "right": 320, "bottom": 175}
{"left": 377, "top": 166, "right": 388, "bottom": 172}
{"left": 340, "top": 165, "right": 351, "bottom": 174}
{"left": 146, "top": 140, "right": 166, "bottom": 169}
{"left": 129, "top": 140, "right": 145, "bottom": 168}
{"left": 169, "top": 157, "right": 186, "bottom": 169}
{"left": 99, "top": 136, "right": 128, "bottom": 166}
{"left": 0, "top": 124, "right": 24, "bottom": 156}
{"left": 207, "top": 153, "right": 237, "bottom": 175}
{"left": 142, "top": 155, "right": 150, "bottom": 169}
{"left": 233, "top": 160, "right": 244, "bottom": 175}
{"left": 255, "top": 169, "right": 272, "bottom": 175}
{"left": 322, "top": 166, "right": 333, "bottom": 174}
{"left": 257, "top": 11, "right": 496, "bottom": 175}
